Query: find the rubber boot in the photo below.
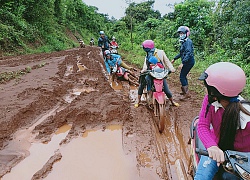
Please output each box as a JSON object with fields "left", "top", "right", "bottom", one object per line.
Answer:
{"left": 169, "top": 97, "right": 180, "bottom": 107}
{"left": 180, "top": 85, "right": 191, "bottom": 101}
{"left": 180, "top": 86, "right": 185, "bottom": 95}
{"left": 184, "top": 86, "right": 191, "bottom": 98}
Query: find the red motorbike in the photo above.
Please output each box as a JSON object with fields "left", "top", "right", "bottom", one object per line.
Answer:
{"left": 111, "top": 63, "right": 139, "bottom": 86}
{"left": 189, "top": 116, "right": 250, "bottom": 179}
{"left": 140, "top": 65, "right": 170, "bottom": 133}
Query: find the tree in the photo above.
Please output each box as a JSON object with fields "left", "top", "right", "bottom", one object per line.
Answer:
{"left": 173, "top": 0, "right": 215, "bottom": 50}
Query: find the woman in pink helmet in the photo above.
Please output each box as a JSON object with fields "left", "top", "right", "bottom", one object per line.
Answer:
{"left": 135, "top": 40, "right": 179, "bottom": 107}
{"left": 195, "top": 62, "right": 250, "bottom": 179}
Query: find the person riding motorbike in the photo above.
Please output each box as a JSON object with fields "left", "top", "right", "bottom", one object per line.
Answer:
{"left": 171, "top": 26, "right": 195, "bottom": 99}
{"left": 79, "top": 39, "right": 85, "bottom": 48}
{"left": 90, "top": 37, "right": 94, "bottom": 46}
{"left": 98, "top": 31, "right": 110, "bottom": 57}
{"left": 195, "top": 62, "right": 250, "bottom": 180}
{"left": 135, "top": 40, "right": 179, "bottom": 108}
{"left": 110, "top": 36, "right": 119, "bottom": 48}
{"left": 103, "top": 50, "right": 136, "bottom": 75}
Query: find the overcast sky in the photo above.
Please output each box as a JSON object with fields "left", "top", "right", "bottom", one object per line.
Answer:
{"left": 82, "top": 0, "right": 183, "bottom": 19}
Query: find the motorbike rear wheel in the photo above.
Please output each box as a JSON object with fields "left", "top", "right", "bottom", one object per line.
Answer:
{"left": 158, "top": 103, "right": 166, "bottom": 133}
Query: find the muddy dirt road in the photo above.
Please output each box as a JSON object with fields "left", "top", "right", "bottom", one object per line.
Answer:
{"left": 0, "top": 46, "right": 203, "bottom": 179}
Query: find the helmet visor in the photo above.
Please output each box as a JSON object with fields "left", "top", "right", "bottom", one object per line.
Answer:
{"left": 198, "top": 72, "right": 208, "bottom": 80}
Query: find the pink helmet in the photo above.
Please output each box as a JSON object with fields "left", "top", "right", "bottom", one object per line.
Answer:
{"left": 185, "top": 26, "right": 190, "bottom": 37}
{"left": 199, "top": 62, "right": 246, "bottom": 97}
{"left": 142, "top": 40, "right": 154, "bottom": 49}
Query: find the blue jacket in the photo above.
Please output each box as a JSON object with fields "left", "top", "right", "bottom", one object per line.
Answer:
{"left": 174, "top": 38, "right": 195, "bottom": 64}
{"left": 98, "top": 36, "right": 110, "bottom": 49}
{"left": 105, "top": 54, "right": 122, "bottom": 74}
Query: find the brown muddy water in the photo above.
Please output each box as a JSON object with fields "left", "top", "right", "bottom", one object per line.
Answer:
{"left": 46, "top": 125, "right": 139, "bottom": 180}
{"left": 2, "top": 124, "right": 71, "bottom": 180}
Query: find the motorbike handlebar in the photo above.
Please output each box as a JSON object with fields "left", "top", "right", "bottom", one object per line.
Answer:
{"left": 195, "top": 148, "right": 209, "bottom": 156}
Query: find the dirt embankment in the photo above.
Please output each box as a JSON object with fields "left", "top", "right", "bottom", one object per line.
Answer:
{"left": 0, "top": 46, "right": 203, "bottom": 179}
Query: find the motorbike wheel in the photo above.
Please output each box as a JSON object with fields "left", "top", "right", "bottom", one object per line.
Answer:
{"left": 158, "top": 103, "right": 166, "bottom": 133}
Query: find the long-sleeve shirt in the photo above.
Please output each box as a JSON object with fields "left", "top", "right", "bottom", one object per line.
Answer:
{"left": 104, "top": 54, "right": 122, "bottom": 74}
{"left": 98, "top": 36, "right": 110, "bottom": 49}
{"left": 141, "top": 49, "right": 175, "bottom": 73}
{"left": 174, "top": 38, "right": 194, "bottom": 64}
{"left": 198, "top": 95, "right": 250, "bottom": 152}
{"left": 110, "top": 41, "right": 119, "bottom": 47}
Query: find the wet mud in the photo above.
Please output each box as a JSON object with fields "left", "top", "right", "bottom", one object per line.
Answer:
{"left": 0, "top": 46, "right": 203, "bottom": 179}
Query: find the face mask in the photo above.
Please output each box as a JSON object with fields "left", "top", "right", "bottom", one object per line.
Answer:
{"left": 179, "top": 34, "right": 186, "bottom": 40}
{"left": 143, "top": 47, "right": 151, "bottom": 52}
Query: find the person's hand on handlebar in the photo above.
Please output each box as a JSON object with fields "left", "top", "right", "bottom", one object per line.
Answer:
{"left": 207, "top": 146, "right": 225, "bottom": 166}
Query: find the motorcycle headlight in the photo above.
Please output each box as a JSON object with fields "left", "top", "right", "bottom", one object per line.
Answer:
{"left": 235, "top": 164, "right": 250, "bottom": 180}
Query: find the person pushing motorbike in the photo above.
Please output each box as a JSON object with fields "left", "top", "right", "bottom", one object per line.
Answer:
{"left": 135, "top": 40, "right": 179, "bottom": 108}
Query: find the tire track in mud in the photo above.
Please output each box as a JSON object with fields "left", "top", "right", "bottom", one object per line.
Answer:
{"left": 0, "top": 46, "right": 201, "bottom": 179}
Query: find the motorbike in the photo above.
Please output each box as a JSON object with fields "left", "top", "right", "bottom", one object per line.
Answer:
{"left": 89, "top": 40, "right": 94, "bottom": 46}
{"left": 79, "top": 39, "right": 85, "bottom": 48}
{"left": 189, "top": 116, "right": 250, "bottom": 179}
{"left": 110, "top": 45, "right": 118, "bottom": 54}
{"left": 140, "top": 65, "right": 170, "bottom": 133}
{"left": 111, "top": 63, "right": 139, "bottom": 86}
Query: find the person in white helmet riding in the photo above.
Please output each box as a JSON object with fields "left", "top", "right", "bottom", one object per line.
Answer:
{"left": 110, "top": 36, "right": 119, "bottom": 48}
{"left": 195, "top": 62, "right": 250, "bottom": 180}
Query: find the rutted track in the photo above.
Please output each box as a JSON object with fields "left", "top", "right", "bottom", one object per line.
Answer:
{"left": 0, "top": 46, "right": 202, "bottom": 179}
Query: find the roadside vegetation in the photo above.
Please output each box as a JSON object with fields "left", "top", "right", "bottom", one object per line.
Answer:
{"left": 0, "top": 0, "right": 249, "bottom": 98}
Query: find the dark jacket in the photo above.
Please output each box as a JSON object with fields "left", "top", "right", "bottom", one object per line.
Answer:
{"left": 98, "top": 36, "right": 110, "bottom": 50}
{"left": 174, "top": 38, "right": 194, "bottom": 64}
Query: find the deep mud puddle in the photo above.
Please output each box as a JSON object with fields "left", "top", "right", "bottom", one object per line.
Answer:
{"left": 2, "top": 124, "right": 72, "bottom": 180}
{"left": 2, "top": 125, "right": 139, "bottom": 180}
{"left": 46, "top": 125, "right": 138, "bottom": 180}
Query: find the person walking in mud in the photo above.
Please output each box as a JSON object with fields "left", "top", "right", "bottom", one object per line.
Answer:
{"left": 171, "top": 26, "right": 195, "bottom": 100}
{"left": 135, "top": 40, "right": 179, "bottom": 108}
{"left": 98, "top": 31, "right": 110, "bottom": 57}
